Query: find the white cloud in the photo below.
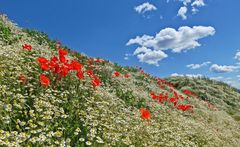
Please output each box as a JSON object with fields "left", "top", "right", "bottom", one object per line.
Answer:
{"left": 127, "top": 26, "right": 215, "bottom": 53}
{"left": 133, "top": 46, "right": 150, "bottom": 55}
{"left": 171, "top": 73, "right": 184, "bottom": 77}
{"left": 177, "top": 6, "right": 188, "bottom": 20}
{"left": 179, "top": 0, "right": 192, "bottom": 6}
{"left": 177, "top": 0, "right": 205, "bottom": 15}
{"left": 191, "top": 0, "right": 205, "bottom": 13}
{"left": 134, "top": 2, "right": 157, "bottom": 14}
{"left": 171, "top": 73, "right": 203, "bottom": 78}
{"left": 234, "top": 51, "right": 240, "bottom": 61}
{"left": 133, "top": 47, "right": 168, "bottom": 66}
{"left": 210, "top": 64, "right": 239, "bottom": 73}
{"left": 191, "top": 0, "right": 205, "bottom": 7}
{"left": 127, "top": 26, "right": 215, "bottom": 66}
{"left": 127, "top": 35, "right": 153, "bottom": 47}
{"left": 186, "top": 61, "right": 211, "bottom": 69}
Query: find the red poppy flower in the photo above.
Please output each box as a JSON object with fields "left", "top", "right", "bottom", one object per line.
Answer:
{"left": 50, "top": 56, "right": 58, "bottom": 63}
{"left": 169, "top": 97, "right": 178, "bottom": 106}
{"left": 48, "top": 61, "right": 56, "bottom": 69}
{"left": 71, "top": 59, "right": 82, "bottom": 70}
{"left": 176, "top": 105, "right": 193, "bottom": 111}
{"left": 59, "top": 66, "right": 69, "bottom": 77}
{"left": 139, "top": 108, "right": 151, "bottom": 120}
{"left": 58, "top": 48, "right": 68, "bottom": 56}
{"left": 22, "top": 44, "right": 32, "bottom": 51}
{"left": 124, "top": 74, "right": 129, "bottom": 78}
{"left": 95, "top": 58, "right": 101, "bottom": 63}
{"left": 86, "top": 70, "right": 93, "bottom": 77}
{"left": 52, "top": 64, "right": 60, "bottom": 75}
{"left": 41, "top": 63, "right": 49, "bottom": 70}
{"left": 92, "top": 76, "right": 101, "bottom": 88}
{"left": 158, "top": 93, "right": 168, "bottom": 103}
{"left": 76, "top": 70, "right": 84, "bottom": 79}
{"left": 40, "top": 74, "right": 50, "bottom": 87}
{"left": 173, "top": 91, "right": 179, "bottom": 99}
{"left": 37, "top": 57, "right": 48, "bottom": 64}
{"left": 182, "top": 89, "right": 197, "bottom": 97}
{"left": 150, "top": 92, "right": 158, "bottom": 100}
{"left": 114, "top": 71, "right": 120, "bottom": 77}
{"left": 59, "top": 55, "right": 67, "bottom": 63}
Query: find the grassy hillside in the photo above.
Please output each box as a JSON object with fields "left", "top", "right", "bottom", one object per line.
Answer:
{"left": 0, "top": 14, "right": 240, "bottom": 146}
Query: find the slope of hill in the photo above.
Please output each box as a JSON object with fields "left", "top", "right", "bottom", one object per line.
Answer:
{"left": 165, "top": 76, "right": 240, "bottom": 121}
{"left": 0, "top": 14, "right": 240, "bottom": 146}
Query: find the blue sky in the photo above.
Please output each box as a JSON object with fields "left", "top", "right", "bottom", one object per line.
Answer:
{"left": 1, "top": 0, "right": 240, "bottom": 88}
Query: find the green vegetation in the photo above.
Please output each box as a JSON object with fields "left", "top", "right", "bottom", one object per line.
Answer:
{"left": 165, "top": 76, "right": 240, "bottom": 121}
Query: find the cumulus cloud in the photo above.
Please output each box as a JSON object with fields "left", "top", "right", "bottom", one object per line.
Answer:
{"left": 134, "top": 2, "right": 157, "bottom": 14}
{"left": 179, "top": 0, "right": 192, "bottom": 6}
{"left": 191, "top": 0, "right": 205, "bottom": 7}
{"left": 127, "top": 26, "right": 215, "bottom": 53}
{"left": 186, "top": 61, "right": 211, "bottom": 69}
{"left": 176, "top": 0, "right": 205, "bottom": 17}
{"left": 127, "top": 26, "right": 215, "bottom": 65}
{"left": 177, "top": 6, "right": 188, "bottom": 20}
{"left": 171, "top": 73, "right": 203, "bottom": 78}
{"left": 210, "top": 64, "right": 239, "bottom": 73}
{"left": 191, "top": 0, "right": 205, "bottom": 14}
{"left": 234, "top": 51, "right": 240, "bottom": 61}
{"left": 133, "top": 47, "right": 168, "bottom": 66}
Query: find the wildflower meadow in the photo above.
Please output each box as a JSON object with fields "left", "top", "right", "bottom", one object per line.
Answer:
{"left": 0, "top": 14, "right": 240, "bottom": 146}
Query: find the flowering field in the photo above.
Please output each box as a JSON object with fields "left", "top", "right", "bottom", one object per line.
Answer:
{"left": 0, "top": 15, "right": 240, "bottom": 146}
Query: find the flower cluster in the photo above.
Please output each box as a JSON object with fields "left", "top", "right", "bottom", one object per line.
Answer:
{"left": 149, "top": 78, "right": 194, "bottom": 112}
{"left": 36, "top": 47, "right": 101, "bottom": 88}
{"left": 150, "top": 91, "right": 193, "bottom": 111}
{"left": 112, "top": 71, "right": 130, "bottom": 79}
